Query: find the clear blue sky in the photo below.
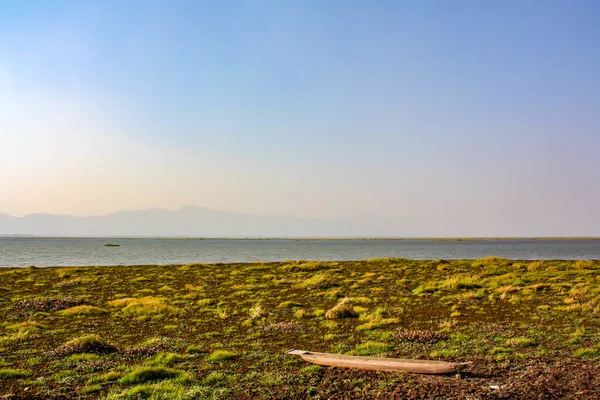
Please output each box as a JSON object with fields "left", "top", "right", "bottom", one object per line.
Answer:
{"left": 1, "top": 0, "right": 599, "bottom": 236}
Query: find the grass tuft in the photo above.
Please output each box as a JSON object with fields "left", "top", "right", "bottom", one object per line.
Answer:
{"left": 147, "top": 352, "right": 186, "bottom": 366}
{"left": 325, "top": 298, "right": 358, "bottom": 320}
{"left": 119, "top": 367, "right": 189, "bottom": 384}
{"left": 277, "top": 301, "right": 303, "bottom": 308}
{"left": 108, "top": 297, "right": 176, "bottom": 314}
{"left": 0, "top": 369, "right": 29, "bottom": 379}
{"left": 207, "top": 350, "right": 236, "bottom": 362}
{"left": 5, "top": 321, "right": 47, "bottom": 332}
{"left": 58, "top": 305, "right": 106, "bottom": 316}
{"left": 202, "top": 372, "right": 230, "bottom": 386}
{"left": 52, "top": 334, "right": 117, "bottom": 357}
{"left": 574, "top": 345, "right": 600, "bottom": 359}
{"left": 296, "top": 272, "right": 336, "bottom": 290}
{"left": 351, "top": 341, "right": 391, "bottom": 356}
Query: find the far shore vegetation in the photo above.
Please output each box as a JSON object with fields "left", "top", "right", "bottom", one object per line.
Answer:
{"left": 2, "top": 236, "right": 600, "bottom": 241}
{"left": 1, "top": 258, "right": 599, "bottom": 398}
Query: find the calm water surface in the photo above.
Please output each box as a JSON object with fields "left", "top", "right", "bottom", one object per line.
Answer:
{"left": 1, "top": 238, "right": 599, "bottom": 267}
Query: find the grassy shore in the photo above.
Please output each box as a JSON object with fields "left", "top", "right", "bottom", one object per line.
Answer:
{"left": 1, "top": 258, "right": 599, "bottom": 399}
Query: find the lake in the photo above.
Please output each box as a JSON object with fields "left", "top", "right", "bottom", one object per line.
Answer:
{"left": 1, "top": 237, "right": 600, "bottom": 267}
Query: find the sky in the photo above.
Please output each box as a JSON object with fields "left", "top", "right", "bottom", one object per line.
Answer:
{"left": 1, "top": 0, "right": 599, "bottom": 236}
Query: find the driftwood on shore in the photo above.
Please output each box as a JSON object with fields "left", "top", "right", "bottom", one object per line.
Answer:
{"left": 287, "top": 349, "right": 469, "bottom": 375}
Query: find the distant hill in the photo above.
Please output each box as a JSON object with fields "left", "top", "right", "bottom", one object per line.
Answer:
{"left": 0, "top": 206, "right": 359, "bottom": 237}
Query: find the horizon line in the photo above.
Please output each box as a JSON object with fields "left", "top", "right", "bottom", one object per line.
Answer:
{"left": 1, "top": 235, "right": 600, "bottom": 241}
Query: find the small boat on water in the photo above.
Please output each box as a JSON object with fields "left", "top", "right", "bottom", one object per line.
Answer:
{"left": 287, "top": 349, "right": 468, "bottom": 375}
{"left": 103, "top": 243, "right": 120, "bottom": 247}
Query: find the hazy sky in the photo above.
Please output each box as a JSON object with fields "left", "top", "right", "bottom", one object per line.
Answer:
{"left": 1, "top": 1, "right": 599, "bottom": 235}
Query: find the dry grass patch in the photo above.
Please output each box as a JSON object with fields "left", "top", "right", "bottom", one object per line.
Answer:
{"left": 248, "top": 302, "right": 268, "bottom": 320}
{"left": 325, "top": 298, "right": 359, "bottom": 320}
{"left": 5, "top": 321, "right": 47, "bottom": 333}
{"left": 282, "top": 261, "right": 331, "bottom": 272}
{"left": 58, "top": 305, "right": 106, "bottom": 316}
{"left": 438, "top": 275, "right": 482, "bottom": 290}
{"left": 108, "top": 297, "right": 176, "bottom": 314}
{"left": 55, "top": 276, "right": 92, "bottom": 288}
{"left": 356, "top": 307, "right": 399, "bottom": 331}
{"left": 51, "top": 334, "right": 117, "bottom": 357}
{"left": 196, "top": 298, "right": 216, "bottom": 307}
{"left": 296, "top": 272, "right": 336, "bottom": 290}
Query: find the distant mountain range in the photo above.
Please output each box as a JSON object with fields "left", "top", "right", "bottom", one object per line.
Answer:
{"left": 0, "top": 206, "right": 361, "bottom": 237}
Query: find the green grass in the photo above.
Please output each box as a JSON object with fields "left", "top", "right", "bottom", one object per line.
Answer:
{"left": 196, "top": 298, "right": 215, "bottom": 307}
{"left": 185, "top": 345, "right": 204, "bottom": 354}
{"left": 277, "top": 300, "right": 303, "bottom": 308}
{"left": 105, "top": 381, "right": 206, "bottom": 399}
{"left": 301, "top": 364, "right": 323, "bottom": 373}
{"left": 430, "top": 349, "right": 461, "bottom": 358}
{"left": 260, "top": 373, "right": 283, "bottom": 386}
{"left": 351, "top": 341, "right": 391, "bottom": 356}
{"left": 68, "top": 353, "right": 100, "bottom": 361}
{"left": 574, "top": 345, "right": 600, "bottom": 359}
{"left": 207, "top": 350, "right": 236, "bottom": 362}
{"left": 147, "top": 352, "right": 186, "bottom": 366}
{"left": 355, "top": 318, "right": 399, "bottom": 331}
{"left": 119, "top": 367, "right": 189, "bottom": 384}
{"left": 0, "top": 369, "right": 29, "bottom": 379}
{"left": 506, "top": 337, "right": 538, "bottom": 347}
{"left": 202, "top": 372, "right": 229, "bottom": 386}
{"left": 79, "top": 384, "right": 102, "bottom": 394}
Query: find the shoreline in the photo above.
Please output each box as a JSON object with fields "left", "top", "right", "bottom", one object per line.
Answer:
{"left": 3, "top": 256, "right": 600, "bottom": 269}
